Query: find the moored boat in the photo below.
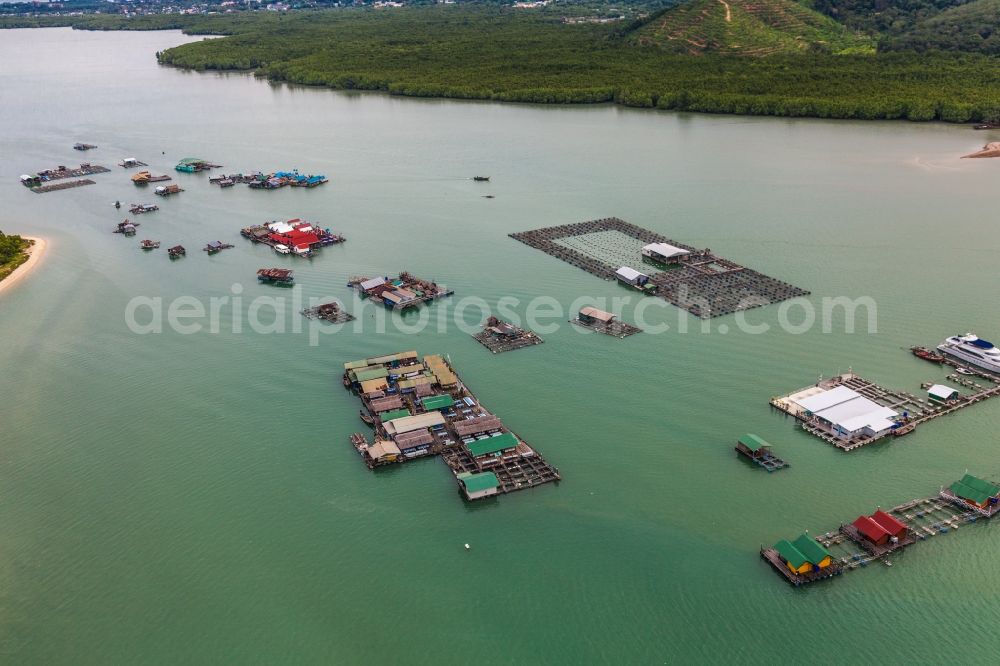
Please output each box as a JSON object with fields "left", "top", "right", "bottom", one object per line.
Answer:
{"left": 937, "top": 333, "right": 1000, "bottom": 374}
{"left": 911, "top": 346, "right": 945, "bottom": 363}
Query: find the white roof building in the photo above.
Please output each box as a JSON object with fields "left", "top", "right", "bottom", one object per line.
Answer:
{"left": 792, "top": 385, "right": 899, "bottom": 438}
{"left": 928, "top": 384, "right": 959, "bottom": 401}
{"left": 359, "top": 277, "right": 387, "bottom": 291}
{"left": 615, "top": 266, "right": 648, "bottom": 283}
{"left": 642, "top": 243, "right": 690, "bottom": 260}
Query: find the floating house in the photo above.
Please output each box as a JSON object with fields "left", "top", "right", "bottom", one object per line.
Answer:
{"left": 457, "top": 471, "right": 500, "bottom": 500}
{"left": 942, "top": 474, "right": 1000, "bottom": 516}
{"left": 791, "top": 385, "right": 899, "bottom": 441}
{"left": 175, "top": 158, "right": 215, "bottom": 173}
{"left": 154, "top": 184, "right": 183, "bottom": 197}
{"left": 366, "top": 440, "right": 401, "bottom": 465}
{"left": 167, "top": 245, "right": 186, "bottom": 260}
{"left": 870, "top": 510, "right": 909, "bottom": 541}
{"left": 641, "top": 242, "right": 690, "bottom": 267}
{"left": 465, "top": 432, "right": 520, "bottom": 470}
{"left": 734, "top": 434, "right": 788, "bottom": 471}
{"left": 615, "top": 266, "right": 654, "bottom": 292}
{"left": 928, "top": 384, "right": 960, "bottom": 403}
{"left": 768, "top": 533, "right": 835, "bottom": 583}
{"left": 850, "top": 516, "right": 890, "bottom": 546}
{"left": 578, "top": 306, "right": 616, "bottom": 326}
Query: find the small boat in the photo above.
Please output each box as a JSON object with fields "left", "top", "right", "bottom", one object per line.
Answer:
{"left": 956, "top": 367, "right": 975, "bottom": 375}
{"left": 892, "top": 423, "right": 916, "bottom": 437}
{"left": 911, "top": 346, "right": 945, "bottom": 363}
{"left": 167, "top": 245, "right": 186, "bottom": 260}
{"left": 73, "top": 143, "right": 97, "bottom": 151}
{"left": 973, "top": 124, "right": 999, "bottom": 130}
{"left": 204, "top": 241, "right": 234, "bottom": 255}
{"left": 129, "top": 203, "right": 159, "bottom": 214}
{"left": 139, "top": 240, "right": 161, "bottom": 251}
{"left": 472, "top": 176, "right": 490, "bottom": 182}
{"left": 359, "top": 410, "right": 375, "bottom": 426}
{"left": 114, "top": 221, "right": 138, "bottom": 236}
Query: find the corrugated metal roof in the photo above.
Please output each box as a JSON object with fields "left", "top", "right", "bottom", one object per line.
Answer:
{"left": 360, "top": 378, "right": 388, "bottom": 394}
{"left": 579, "top": 306, "right": 615, "bottom": 322}
{"left": 421, "top": 395, "right": 455, "bottom": 411}
{"left": 793, "top": 385, "right": 859, "bottom": 413}
{"left": 792, "top": 533, "right": 831, "bottom": 565}
{"left": 467, "top": 432, "right": 519, "bottom": 457}
{"left": 852, "top": 516, "right": 889, "bottom": 542}
{"left": 354, "top": 366, "right": 389, "bottom": 382}
{"left": 870, "top": 510, "right": 907, "bottom": 536}
{"left": 458, "top": 471, "right": 500, "bottom": 493}
{"left": 738, "top": 434, "right": 769, "bottom": 451}
{"left": 378, "top": 409, "right": 411, "bottom": 422}
{"left": 615, "top": 266, "right": 647, "bottom": 282}
{"left": 369, "top": 395, "right": 404, "bottom": 412}
{"left": 384, "top": 411, "right": 446, "bottom": 435}
{"left": 454, "top": 415, "right": 503, "bottom": 437}
{"left": 367, "top": 440, "right": 400, "bottom": 459}
{"left": 359, "top": 277, "right": 387, "bottom": 290}
{"left": 773, "top": 539, "right": 808, "bottom": 569}
{"left": 394, "top": 430, "right": 434, "bottom": 450}
{"left": 642, "top": 242, "right": 689, "bottom": 259}
{"left": 928, "top": 384, "right": 959, "bottom": 400}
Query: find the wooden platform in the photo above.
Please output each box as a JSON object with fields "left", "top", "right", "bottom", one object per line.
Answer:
{"left": 30, "top": 179, "right": 96, "bottom": 193}
{"left": 472, "top": 319, "right": 544, "bottom": 354}
{"left": 301, "top": 302, "right": 356, "bottom": 324}
{"left": 570, "top": 317, "right": 641, "bottom": 338}
{"left": 770, "top": 368, "right": 1000, "bottom": 452}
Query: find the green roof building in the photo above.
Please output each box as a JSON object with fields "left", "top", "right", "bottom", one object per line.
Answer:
{"left": 457, "top": 471, "right": 500, "bottom": 500}
{"left": 421, "top": 395, "right": 455, "bottom": 411}
{"left": 466, "top": 432, "right": 519, "bottom": 459}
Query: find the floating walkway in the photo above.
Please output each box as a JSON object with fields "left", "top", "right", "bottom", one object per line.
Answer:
{"left": 343, "top": 351, "right": 559, "bottom": 503}
{"left": 510, "top": 217, "right": 808, "bottom": 319}
{"left": 762, "top": 474, "right": 1000, "bottom": 586}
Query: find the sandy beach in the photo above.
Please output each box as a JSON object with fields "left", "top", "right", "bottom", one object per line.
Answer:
{"left": 0, "top": 236, "right": 47, "bottom": 297}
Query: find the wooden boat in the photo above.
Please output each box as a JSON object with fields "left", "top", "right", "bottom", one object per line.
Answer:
{"left": 359, "top": 410, "right": 375, "bottom": 426}
{"left": 956, "top": 367, "right": 975, "bottom": 375}
{"left": 204, "top": 241, "right": 234, "bottom": 255}
{"left": 911, "top": 346, "right": 945, "bottom": 363}
{"left": 892, "top": 423, "right": 916, "bottom": 437}
{"left": 73, "top": 143, "right": 97, "bottom": 151}
{"left": 473, "top": 176, "right": 490, "bottom": 182}
{"left": 139, "top": 240, "right": 160, "bottom": 251}
{"left": 130, "top": 203, "right": 159, "bottom": 214}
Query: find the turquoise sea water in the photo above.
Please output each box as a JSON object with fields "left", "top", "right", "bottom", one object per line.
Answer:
{"left": 2, "top": 27, "right": 1000, "bottom": 664}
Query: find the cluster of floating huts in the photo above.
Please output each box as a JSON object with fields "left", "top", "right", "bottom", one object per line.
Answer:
{"left": 240, "top": 219, "right": 345, "bottom": 257}
{"left": 764, "top": 473, "right": 1000, "bottom": 586}
{"left": 348, "top": 273, "right": 454, "bottom": 310}
{"left": 210, "top": 170, "right": 328, "bottom": 189}
{"left": 345, "top": 351, "right": 559, "bottom": 502}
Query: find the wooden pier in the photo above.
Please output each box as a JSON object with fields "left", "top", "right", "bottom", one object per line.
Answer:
{"left": 472, "top": 317, "right": 543, "bottom": 354}
{"left": 510, "top": 217, "right": 809, "bottom": 319}
{"left": 342, "top": 351, "right": 559, "bottom": 502}
{"left": 763, "top": 482, "right": 1000, "bottom": 587}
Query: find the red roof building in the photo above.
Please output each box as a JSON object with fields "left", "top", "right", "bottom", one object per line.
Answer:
{"left": 870, "top": 510, "right": 909, "bottom": 539}
{"left": 851, "top": 516, "right": 890, "bottom": 545}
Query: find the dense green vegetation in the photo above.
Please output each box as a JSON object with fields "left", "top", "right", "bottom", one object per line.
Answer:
{"left": 810, "top": 0, "right": 973, "bottom": 34}
{"left": 632, "top": 0, "right": 872, "bottom": 55}
{"left": 6, "top": 5, "right": 1000, "bottom": 123}
{"left": 0, "top": 232, "right": 30, "bottom": 283}
{"left": 883, "top": 0, "right": 1000, "bottom": 54}
{"left": 149, "top": 8, "right": 1000, "bottom": 122}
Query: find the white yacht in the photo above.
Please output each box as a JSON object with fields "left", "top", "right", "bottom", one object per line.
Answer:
{"left": 937, "top": 333, "right": 1000, "bottom": 373}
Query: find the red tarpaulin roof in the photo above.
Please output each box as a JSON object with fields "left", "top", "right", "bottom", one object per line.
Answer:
{"left": 852, "top": 516, "right": 890, "bottom": 542}
{"left": 870, "top": 510, "right": 908, "bottom": 536}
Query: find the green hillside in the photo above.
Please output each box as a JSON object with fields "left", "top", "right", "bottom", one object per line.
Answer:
{"left": 630, "top": 0, "right": 873, "bottom": 55}
{"left": 885, "top": 0, "right": 1000, "bottom": 54}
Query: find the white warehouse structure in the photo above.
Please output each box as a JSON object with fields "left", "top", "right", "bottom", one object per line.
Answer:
{"left": 641, "top": 242, "right": 690, "bottom": 265}
{"left": 791, "top": 385, "right": 899, "bottom": 440}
